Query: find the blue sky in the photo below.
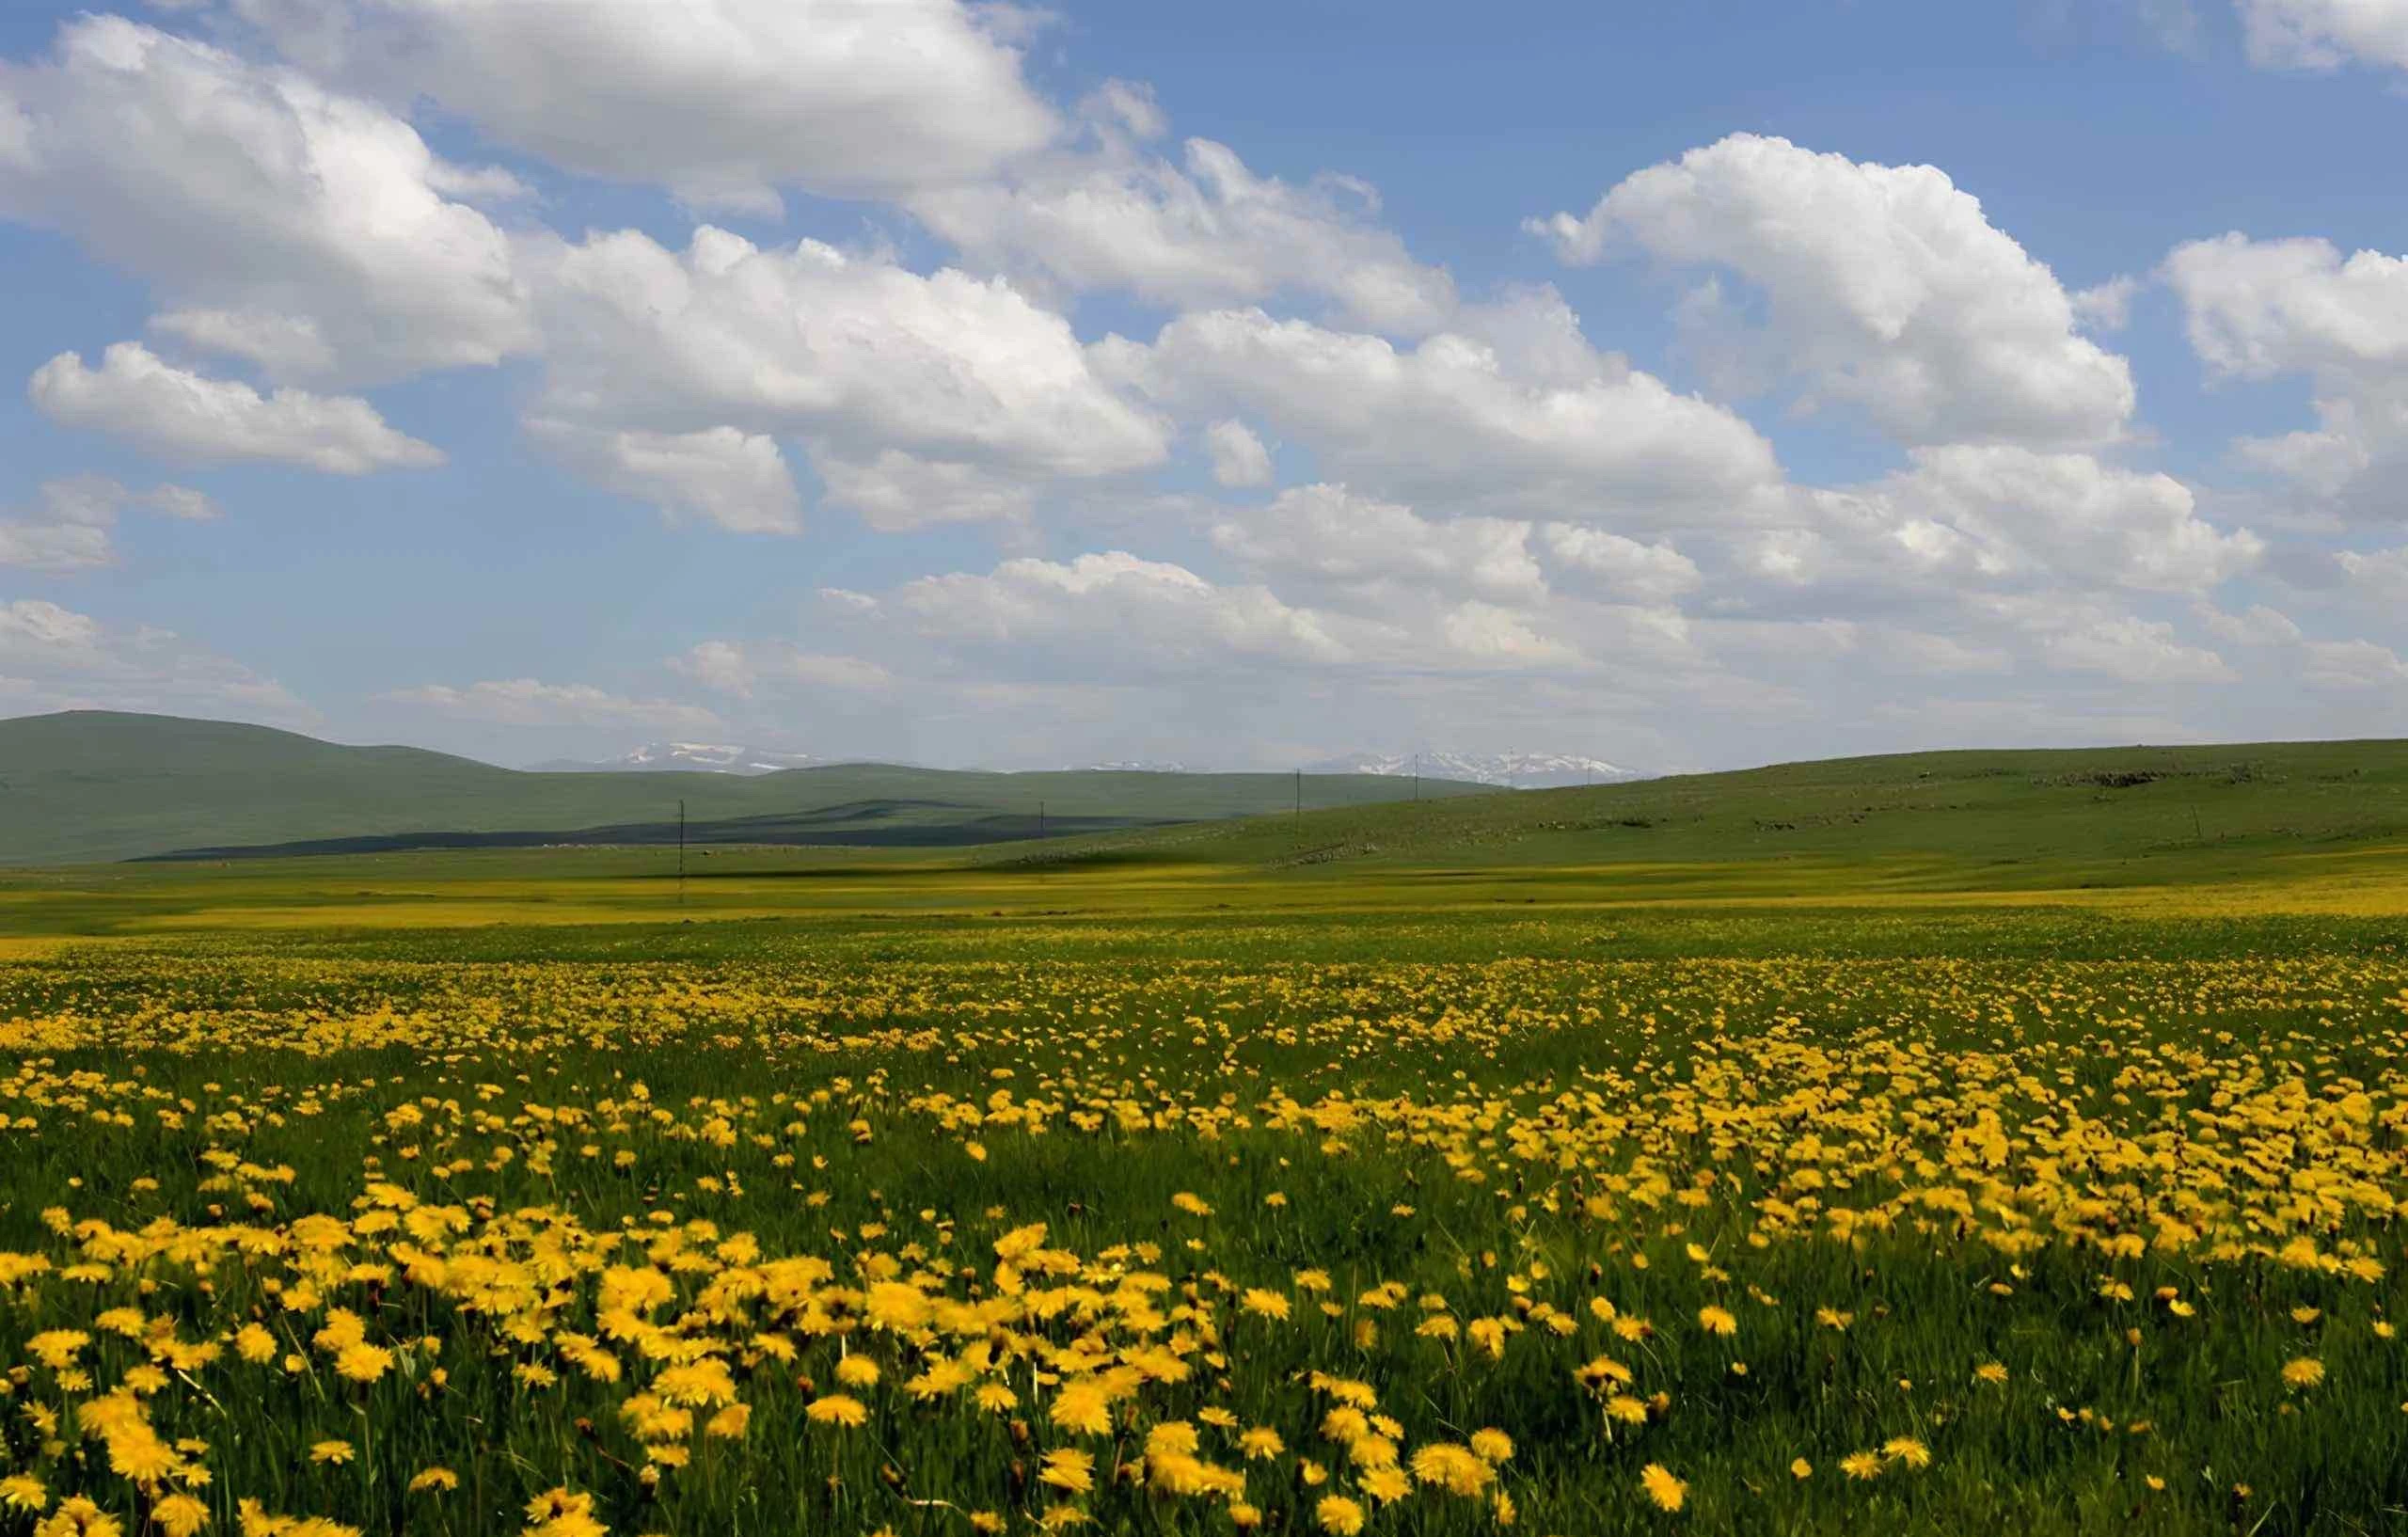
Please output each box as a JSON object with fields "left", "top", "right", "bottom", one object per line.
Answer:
{"left": 4, "top": 0, "right": 2406, "bottom": 771}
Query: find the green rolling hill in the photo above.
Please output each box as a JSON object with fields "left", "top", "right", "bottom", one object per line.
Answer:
{"left": 0, "top": 710, "right": 1495, "bottom": 865}
{"left": 1006, "top": 737, "right": 2408, "bottom": 895}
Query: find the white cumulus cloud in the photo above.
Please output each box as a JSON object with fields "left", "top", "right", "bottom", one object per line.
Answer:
{"left": 528, "top": 420, "right": 800, "bottom": 535}
{"left": 910, "top": 94, "right": 1457, "bottom": 332}
{"left": 0, "top": 596, "right": 307, "bottom": 720}
{"left": 2239, "top": 0, "right": 2408, "bottom": 71}
{"left": 671, "top": 641, "right": 893, "bottom": 698}
{"left": 0, "top": 475, "right": 220, "bottom": 572}
{"left": 1529, "top": 134, "right": 2135, "bottom": 449}
{"left": 1098, "top": 298, "right": 1782, "bottom": 527}
{"left": 895, "top": 551, "right": 1363, "bottom": 676}
{"left": 0, "top": 15, "right": 532, "bottom": 387}
{"left": 1210, "top": 483, "right": 1546, "bottom": 604}
{"left": 526, "top": 228, "right": 1168, "bottom": 523}
{"left": 2163, "top": 232, "right": 2408, "bottom": 505}
{"left": 31, "top": 343, "right": 444, "bottom": 474}
{"left": 230, "top": 0, "right": 1058, "bottom": 212}
{"left": 1205, "top": 420, "right": 1274, "bottom": 488}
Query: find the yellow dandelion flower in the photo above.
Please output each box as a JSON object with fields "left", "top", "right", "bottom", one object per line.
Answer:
{"left": 1039, "top": 1449, "right": 1094, "bottom": 1494}
{"left": 1241, "top": 1289, "right": 1291, "bottom": 1321}
{"left": 0, "top": 1475, "right": 48, "bottom": 1513}
{"left": 1882, "top": 1436, "right": 1931, "bottom": 1469}
{"left": 834, "top": 1355, "right": 880, "bottom": 1388}
{"left": 974, "top": 1382, "right": 1017, "bottom": 1414}
{"left": 1050, "top": 1383, "right": 1113, "bottom": 1436}
{"left": 152, "top": 1493, "right": 209, "bottom": 1537}
{"left": 1409, "top": 1443, "right": 1494, "bottom": 1497}
{"left": 1362, "top": 1466, "right": 1412, "bottom": 1505}
{"left": 1315, "top": 1495, "right": 1366, "bottom": 1536}
{"left": 806, "top": 1393, "right": 869, "bottom": 1427}
{"left": 1640, "top": 1463, "right": 1686, "bottom": 1512}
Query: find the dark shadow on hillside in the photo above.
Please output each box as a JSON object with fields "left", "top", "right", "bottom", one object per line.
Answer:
{"left": 137, "top": 801, "right": 1180, "bottom": 862}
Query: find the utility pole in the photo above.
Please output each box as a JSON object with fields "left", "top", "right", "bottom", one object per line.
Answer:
{"left": 676, "top": 799, "right": 687, "bottom": 909}
{"left": 1038, "top": 800, "right": 1046, "bottom": 840}
{"left": 1413, "top": 753, "right": 1420, "bottom": 802}
{"left": 1294, "top": 768, "right": 1302, "bottom": 819}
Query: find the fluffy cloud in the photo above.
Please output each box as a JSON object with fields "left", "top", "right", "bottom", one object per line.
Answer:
{"left": 1205, "top": 420, "right": 1274, "bottom": 488}
{"left": 910, "top": 92, "right": 1456, "bottom": 332}
{"left": 2030, "top": 610, "right": 2237, "bottom": 683}
{"left": 2239, "top": 0, "right": 2408, "bottom": 71}
{"left": 527, "top": 228, "right": 1168, "bottom": 524}
{"left": 0, "top": 596, "right": 307, "bottom": 720}
{"left": 2163, "top": 233, "right": 2408, "bottom": 504}
{"left": 0, "top": 475, "right": 219, "bottom": 572}
{"left": 2301, "top": 636, "right": 2408, "bottom": 686}
{"left": 2194, "top": 597, "right": 2408, "bottom": 689}
{"left": 813, "top": 452, "right": 1038, "bottom": 532}
{"left": 1098, "top": 297, "right": 1782, "bottom": 526}
{"left": 2071, "top": 276, "right": 2141, "bottom": 332}
{"left": 1210, "top": 484, "right": 1545, "bottom": 604}
{"left": 231, "top": 0, "right": 1056, "bottom": 213}
{"left": 528, "top": 420, "right": 800, "bottom": 535}
{"left": 1538, "top": 525, "right": 1703, "bottom": 604}
{"left": 894, "top": 551, "right": 1363, "bottom": 677}
{"left": 1436, "top": 601, "right": 1580, "bottom": 667}
{"left": 1785, "top": 446, "right": 2262, "bottom": 597}
{"left": 671, "top": 641, "right": 893, "bottom": 698}
{"left": 2166, "top": 235, "right": 2408, "bottom": 377}
{"left": 1529, "top": 134, "right": 2135, "bottom": 448}
{"left": 0, "top": 15, "right": 531, "bottom": 387}
{"left": 2337, "top": 545, "right": 2408, "bottom": 604}
{"left": 32, "top": 343, "right": 444, "bottom": 474}
{"left": 0, "top": 506, "right": 109, "bottom": 574}
{"left": 382, "top": 679, "right": 722, "bottom": 732}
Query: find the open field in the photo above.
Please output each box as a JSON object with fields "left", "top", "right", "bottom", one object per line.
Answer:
{"left": 4, "top": 742, "right": 2408, "bottom": 1535}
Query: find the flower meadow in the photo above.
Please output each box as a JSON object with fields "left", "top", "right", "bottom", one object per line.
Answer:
{"left": 2, "top": 919, "right": 2406, "bottom": 1536}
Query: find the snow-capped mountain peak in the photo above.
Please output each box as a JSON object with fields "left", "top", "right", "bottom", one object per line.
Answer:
{"left": 1307, "top": 750, "right": 1644, "bottom": 789}
{"left": 529, "top": 742, "right": 824, "bottom": 775}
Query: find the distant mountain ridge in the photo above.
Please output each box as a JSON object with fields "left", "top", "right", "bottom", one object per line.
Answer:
{"left": 538, "top": 744, "right": 1636, "bottom": 785}
{"left": 530, "top": 742, "right": 832, "bottom": 774}
{"left": 0, "top": 710, "right": 1495, "bottom": 865}
{"left": 1308, "top": 751, "right": 1646, "bottom": 789}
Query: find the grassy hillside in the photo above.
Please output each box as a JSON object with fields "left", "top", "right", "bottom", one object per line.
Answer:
{"left": 0, "top": 710, "right": 1491, "bottom": 865}
{"left": 7, "top": 734, "right": 2406, "bottom": 941}
{"left": 1009, "top": 736, "right": 2408, "bottom": 891}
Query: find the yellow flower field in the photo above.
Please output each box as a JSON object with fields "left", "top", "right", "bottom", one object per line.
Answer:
{"left": 1, "top": 916, "right": 2404, "bottom": 1534}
